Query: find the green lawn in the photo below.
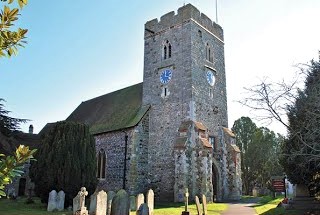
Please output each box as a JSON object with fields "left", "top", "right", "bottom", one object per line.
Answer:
{"left": 0, "top": 197, "right": 70, "bottom": 215}
{"left": 1, "top": 197, "right": 227, "bottom": 215}
{"left": 253, "top": 196, "right": 300, "bottom": 215}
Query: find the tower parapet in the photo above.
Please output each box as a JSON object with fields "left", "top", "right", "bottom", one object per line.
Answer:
{"left": 145, "top": 4, "right": 223, "bottom": 41}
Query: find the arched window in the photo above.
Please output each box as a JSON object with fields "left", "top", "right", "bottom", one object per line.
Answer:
{"left": 206, "top": 43, "right": 214, "bottom": 63}
{"left": 97, "top": 149, "right": 106, "bottom": 179}
{"left": 163, "top": 40, "right": 172, "bottom": 60}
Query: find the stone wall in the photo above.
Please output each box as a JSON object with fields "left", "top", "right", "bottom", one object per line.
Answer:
{"left": 142, "top": 3, "right": 230, "bottom": 202}
{"left": 95, "top": 113, "right": 149, "bottom": 195}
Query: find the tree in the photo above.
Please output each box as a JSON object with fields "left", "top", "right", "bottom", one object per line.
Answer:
{"left": 232, "top": 117, "right": 283, "bottom": 195}
{"left": 0, "top": 99, "right": 28, "bottom": 136}
{"left": 0, "top": 0, "right": 28, "bottom": 57}
{"left": 0, "top": 145, "right": 36, "bottom": 197}
{"left": 30, "top": 121, "right": 97, "bottom": 207}
{"left": 240, "top": 60, "right": 320, "bottom": 194}
{"left": 282, "top": 61, "right": 320, "bottom": 192}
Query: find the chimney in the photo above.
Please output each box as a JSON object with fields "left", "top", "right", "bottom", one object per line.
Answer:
{"left": 29, "top": 124, "right": 34, "bottom": 134}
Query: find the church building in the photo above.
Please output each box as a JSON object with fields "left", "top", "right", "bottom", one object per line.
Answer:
{"left": 66, "top": 4, "right": 242, "bottom": 202}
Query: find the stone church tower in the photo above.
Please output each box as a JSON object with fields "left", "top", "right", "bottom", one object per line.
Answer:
{"left": 64, "top": 3, "right": 241, "bottom": 203}
{"left": 142, "top": 4, "right": 241, "bottom": 201}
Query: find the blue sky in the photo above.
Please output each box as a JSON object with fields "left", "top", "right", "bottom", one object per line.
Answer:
{"left": 1, "top": 0, "right": 320, "bottom": 134}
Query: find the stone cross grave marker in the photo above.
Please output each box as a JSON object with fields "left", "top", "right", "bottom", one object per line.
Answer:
{"left": 136, "top": 193, "right": 145, "bottom": 212}
{"left": 57, "top": 190, "right": 65, "bottom": 211}
{"left": 79, "top": 187, "right": 89, "bottom": 215}
{"left": 146, "top": 189, "right": 154, "bottom": 215}
{"left": 107, "top": 191, "right": 116, "bottom": 215}
{"left": 201, "top": 194, "right": 207, "bottom": 215}
{"left": 73, "top": 193, "right": 80, "bottom": 214}
{"left": 95, "top": 190, "right": 107, "bottom": 215}
{"left": 47, "top": 190, "right": 58, "bottom": 212}
{"left": 111, "top": 189, "right": 130, "bottom": 215}
{"left": 195, "top": 196, "right": 202, "bottom": 215}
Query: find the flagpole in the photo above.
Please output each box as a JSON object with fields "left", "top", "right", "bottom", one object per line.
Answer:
{"left": 215, "top": 0, "right": 218, "bottom": 23}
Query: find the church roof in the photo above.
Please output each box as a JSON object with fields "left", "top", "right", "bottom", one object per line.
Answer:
{"left": 66, "top": 83, "right": 149, "bottom": 135}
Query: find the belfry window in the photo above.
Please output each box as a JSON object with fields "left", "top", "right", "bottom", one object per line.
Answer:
{"left": 97, "top": 149, "right": 106, "bottom": 179}
{"left": 206, "top": 43, "right": 214, "bottom": 63}
{"left": 163, "top": 40, "right": 172, "bottom": 60}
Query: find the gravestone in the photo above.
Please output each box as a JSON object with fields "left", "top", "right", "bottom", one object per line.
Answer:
{"left": 136, "top": 193, "right": 145, "bottom": 212}
{"left": 111, "top": 189, "right": 130, "bottom": 215}
{"left": 95, "top": 190, "right": 107, "bottom": 215}
{"left": 89, "top": 191, "right": 98, "bottom": 214}
{"left": 79, "top": 187, "right": 89, "bottom": 215}
{"left": 130, "top": 195, "right": 136, "bottom": 211}
{"left": 57, "top": 190, "right": 65, "bottom": 211}
{"left": 107, "top": 191, "right": 116, "bottom": 215}
{"left": 137, "top": 203, "right": 149, "bottom": 215}
{"left": 146, "top": 189, "right": 154, "bottom": 215}
{"left": 201, "top": 194, "right": 207, "bottom": 215}
{"left": 73, "top": 193, "right": 80, "bottom": 214}
{"left": 47, "top": 190, "right": 58, "bottom": 212}
{"left": 195, "top": 196, "right": 201, "bottom": 215}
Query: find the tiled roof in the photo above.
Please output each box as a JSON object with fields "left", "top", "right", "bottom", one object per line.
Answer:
{"left": 178, "top": 120, "right": 207, "bottom": 132}
{"left": 66, "top": 83, "right": 149, "bottom": 134}
{"left": 200, "top": 138, "right": 212, "bottom": 148}
{"left": 229, "top": 144, "right": 241, "bottom": 153}
{"left": 223, "top": 127, "right": 235, "bottom": 137}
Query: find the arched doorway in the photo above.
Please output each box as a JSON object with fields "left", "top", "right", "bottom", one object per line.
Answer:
{"left": 18, "top": 178, "right": 26, "bottom": 196}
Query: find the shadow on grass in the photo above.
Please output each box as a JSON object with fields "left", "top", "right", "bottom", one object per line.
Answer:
{"left": 155, "top": 202, "right": 185, "bottom": 209}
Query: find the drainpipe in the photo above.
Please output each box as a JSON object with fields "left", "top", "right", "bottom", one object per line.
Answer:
{"left": 121, "top": 130, "right": 128, "bottom": 189}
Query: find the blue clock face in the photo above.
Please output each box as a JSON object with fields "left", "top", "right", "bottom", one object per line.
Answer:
{"left": 206, "top": 70, "right": 215, "bottom": 86}
{"left": 160, "top": 69, "right": 172, "bottom": 84}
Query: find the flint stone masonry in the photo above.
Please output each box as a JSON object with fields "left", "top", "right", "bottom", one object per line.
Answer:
{"left": 66, "top": 3, "right": 241, "bottom": 203}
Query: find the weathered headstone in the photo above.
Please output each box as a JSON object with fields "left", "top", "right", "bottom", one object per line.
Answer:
{"left": 195, "top": 196, "right": 202, "bottom": 215}
{"left": 89, "top": 191, "right": 98, "bottom": 214}
{"left": 107, "top": 191, "right": 116, "bottom": 215}
{"left": 47, "top": 190, "right": 58, "bottom": 212}
{"left": 130, "top": 195, "right": 136, "bottom": 211}
{"left": 146, "top": 189, "right": 154, "bottom": 215}
{"left": 79, "top": 187, "right": 89, "bottom": 215}
{"left": 137, "top": 203, "right": 149, "bottom": 215}
{"left": 136, "top": 193, "right": 145, "bottom": 212}
{"left": 201, "top": 194, "right": 207, "bottom": 215}
{"left": 95, "top": 190, "right": 107, "bottom": 215}
{"left": 111, "top": 189, "right": 130, "bottom": 215}
{"left": 57, "top": 190, "right": 65, "bottom": 211}
{"left": 73, "top": 193, "right": 80, "bottom": 214}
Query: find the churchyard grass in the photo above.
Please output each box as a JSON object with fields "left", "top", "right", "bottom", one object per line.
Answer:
{"left": 0, "top": 197, "right": 70, "bottom": 215}
{"left": 0, "top": 197, "right": 227, "bottom": 215}
{"left": 253, "top": 196, "right": 300, "bottom": 215}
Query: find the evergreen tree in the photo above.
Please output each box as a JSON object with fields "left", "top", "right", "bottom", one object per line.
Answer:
{"left": 283, "top": 60, "right": 320, "bottom": 193}
{"left": 232, "top": 117, "right": 283, "bottom": 194}
{"left": 30, "top": 121, "right": 97, "bottom": 207}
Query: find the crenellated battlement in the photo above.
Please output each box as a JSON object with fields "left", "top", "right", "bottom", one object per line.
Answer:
{"left": 145, "top": 4, "right": 223, "bottom": 41}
